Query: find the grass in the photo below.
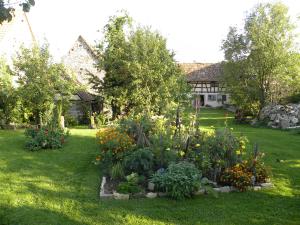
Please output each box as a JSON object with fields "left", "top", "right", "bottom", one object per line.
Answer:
{"left": 0, "top": 108, "right": 299, "bottom": 225}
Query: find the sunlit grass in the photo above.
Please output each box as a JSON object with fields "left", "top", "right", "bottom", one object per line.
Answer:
{"left": 0, "top": 109, "right": 299, "bottom": 224}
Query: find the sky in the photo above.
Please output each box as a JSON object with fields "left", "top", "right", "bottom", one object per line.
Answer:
{"left": 2, "top": 0, "right": 300, "bottom": 62}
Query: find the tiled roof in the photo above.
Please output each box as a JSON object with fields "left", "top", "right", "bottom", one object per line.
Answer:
{"left": 179, "top": 63, "right": 223, "bottom": 82}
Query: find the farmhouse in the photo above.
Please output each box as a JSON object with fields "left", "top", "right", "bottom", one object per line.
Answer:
{"left": 62, "top": 35, "right": 105, "bottom": 118}
{"left": 180, "top": 63, "right": 229, "bottom": 108}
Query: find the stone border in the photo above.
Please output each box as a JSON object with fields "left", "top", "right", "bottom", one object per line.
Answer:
{"left": 99, "top": 176, "right": 113, "bottom": 199}
{"left": 100, "top": 177, "right": 274, "bottom": 200}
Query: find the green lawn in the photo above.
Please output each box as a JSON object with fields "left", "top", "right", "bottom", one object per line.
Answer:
{"left": 0, "top": 109, "right": 299, "bottom": 225}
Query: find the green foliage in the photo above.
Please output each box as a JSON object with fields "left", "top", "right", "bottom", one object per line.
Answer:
{"left": 64, "top": 114, "right": 79, "bottom": 127}
{"left": 110, "top": 162, "right": 125, "bottom": 180}
{"left": 24, "top": 126, "right": 67, "bottom": 151}
{"left": 116, "top": 172, "right": 141, "bottom": 194}
{"left": 151, "top": 162, "right": 201, "bottom": 200}
{"left": 0, "top": 58, "right": 21, "bottom": 127}
{"left": 222, "top": 2, "right": 300, "bottom": 115}
{"left": 124, "top": 148, "right": 154, "bottom": 176}
{"left": 14, "top": 45, "right": 76, "bottom": 126}
{"left": 220, "top": 161, "right": 253, "bottom": 191}
{"left": 91, "top": 12, "right": 190, "bottom": 118}
{"left": 0, "top": 0, "right": 35, "bottom": 24}
{"left": 191, "top": 128, "right": 248, "bottom": 181}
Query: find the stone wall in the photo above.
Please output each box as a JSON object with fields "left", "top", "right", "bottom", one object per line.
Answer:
{"left": 259, "top": 104, "right": 300, "bottom": 129}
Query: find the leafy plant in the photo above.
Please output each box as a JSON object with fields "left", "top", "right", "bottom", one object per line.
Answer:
{"left": 151, "top": 162, "right": 201, "bottom": 200}
{"left": 25, "top": 126, "right": 68, "bottom": 151}
{"left": 220, "top": 161, "right": 253, "bottom": 191}
{"left": 124, "top": 148, "right": 154, "bottom": 176}
{"left": 116, "top": 172, "right": 141, "bottom": 194}
{"left": 96, "top": 127, "right": 133, "bottom": 155}
{"left": 110, "top": 162, "right": 125, "bottom": 180}
{"left": 186, "top": 128, "right": 248, "bottom": 182}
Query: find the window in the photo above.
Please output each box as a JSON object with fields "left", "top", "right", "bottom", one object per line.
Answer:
{"left": 208, "top": 94, "right": 216, "bottom": 101}
{"left": 222, "top": 95, "right": 227, "bottom": 102}
{"left": 210, "top": 82, "right": 219, "bottom": 87}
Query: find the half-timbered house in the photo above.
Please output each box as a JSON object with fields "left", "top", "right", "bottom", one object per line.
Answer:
{"left": 180, "top": 63, "right": 229, "bottom": 108}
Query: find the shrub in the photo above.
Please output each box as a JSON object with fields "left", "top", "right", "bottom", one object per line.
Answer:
{"left": 25, "top": 127, "right": 67, "bottom": 151}
{"left": 151, "top": 161, "right": 201, "bottom": 200}
{"left": 186, "top": 128, "right": 248, "bottom": 181}
{"left": 96, "top": 127, "right": 133, "bottom": 155}
{"left": 64, "top": 114, "right": 78, "bottom": 127}
{"left": 247, "top": 152, "right": 270, "bottom": 183}
{"left": 220, "top": 161, "right": 253, "bottom": 191}
{"left": 124, "top": 148, "right": 154, "bottom": 176}
{"left": 116, "top": 173, "right": 141, "bottom": 194}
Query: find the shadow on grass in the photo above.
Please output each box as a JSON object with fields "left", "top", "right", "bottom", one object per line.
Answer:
{"left": 1, "top": 121, "right": 300, "bottom": 225}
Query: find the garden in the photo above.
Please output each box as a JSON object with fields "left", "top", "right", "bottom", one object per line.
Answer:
{"left": 95, "top": 108, "right": 271, "bottom": 200}
{"left": 0, "top": 109, "right": 299, "bottom": 225}
{"left": 0, "top": 2, "right": 300, "bottom": 224}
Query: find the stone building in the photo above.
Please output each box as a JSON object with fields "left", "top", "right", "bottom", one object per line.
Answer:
{"left": 180, "top": 62, "right": 229, "bottom": 108}
{"left": 62, "top": 35, "right": 105, "bottom": 118}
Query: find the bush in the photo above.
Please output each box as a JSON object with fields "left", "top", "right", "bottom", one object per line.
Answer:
{"left": 64, "top": 114, "right": 78, "bottom": 127}
{"left": 220, "top": 161, "right": 253, "bottom": 191}
{"left": 186, "top": 128, "right": 248, "bottom": 181}
{"left": 25, "top": 127, "right": 67, "bottom": 151}
{"left": 124, "top": 148, "right": 154, "bottom": 176}
{"left": 151, "top": 161, "right": 201, "bottom": 200}
{"left": 96, "top": 127, "right": 133, "bottom": 155}
{"left": 220, "top": 153, "right": 270, "bottom": 191}
{"left": 116, "top": 173, "right": 141, "bottom": 194}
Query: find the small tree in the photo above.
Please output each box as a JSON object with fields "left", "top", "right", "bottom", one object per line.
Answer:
{"left": 14, "top": 45, "right": 76, "bottom": 126}
{"left": 222, "top": 2, "right": 300, "bottom": 116}
{"left": 0, "top": 58, "right": 20, "bottom": 127}
{"left": 90, "top": 12, "right": 190, "bottom": 118}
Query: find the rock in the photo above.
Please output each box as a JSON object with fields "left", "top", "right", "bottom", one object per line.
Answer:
{"left": 291, "top": 117, "right": 299, "bottom": 124}
{"left": 113, "top": 191, "right": 130, "bottom": 200}
{"left": 213, "top": 188, "right": 221, "bottom": 192}
{"left": 99, "top": 177, "right": 113, "bottom": 199}
{"left": 280, "top": 119, "right": 290, "bottom": 129}
{"left": 253, "top": 186, "right": 261, "bottom": 191}
{"left": 195, "top": 189, "right": 206, "bottom": 195}
{"left": 201, "top": 177, "right": 217, "bottom": 187}
{"left": 146, "top": 192, "right": 157, "bottom": 198}
{"left": 148, "top": 182, "right": 155, "bottom": 191}
{"left": 260, "top": 183, "right": 274, "bottom": 189}
{"left": 270, "top": 114, "right": 276, "bottom": 121}
{"left": 158, "top": 192, "right": 168, "bottom": 197}
{"left": 267, "top": 121, "right": 273, "bottom": 127}
{"left": 230, "top": 186, "right": 238, "bottom": 192}
{"left": 219, "top": 186, "right": 231, "bottom": 193}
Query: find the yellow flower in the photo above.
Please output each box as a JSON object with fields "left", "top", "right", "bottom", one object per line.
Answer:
{"left": 195, "top": 143, "right": 201, "bottom": 147}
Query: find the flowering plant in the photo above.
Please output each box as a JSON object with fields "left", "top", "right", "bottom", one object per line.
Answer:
{"left": 25, "top": 126, "right": 67, "bottom": 151}
{"left": 220, "top": 161, "right": 253, "bottom": 191}
{"left": 96, "top": 127, "right": 133, "bottom": 155}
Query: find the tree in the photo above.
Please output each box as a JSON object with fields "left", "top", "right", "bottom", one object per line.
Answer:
{"left": 90, "top": 13, "right": 190, "bottom": 118}
{"left": 14, "top": 45, "right": 76, "bottom": 126}
{"left": 222, "top": 2, "right": 300, "bottom": 116}
{"left": 0, "top": 0, "right": 35, "bottom": 24}
{"left": 0, "top": 58, "right": 20, "bottom": 127}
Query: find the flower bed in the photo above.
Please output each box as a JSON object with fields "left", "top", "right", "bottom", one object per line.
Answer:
{"left": 95, "top": 112, "right": 271, "bottom": 200}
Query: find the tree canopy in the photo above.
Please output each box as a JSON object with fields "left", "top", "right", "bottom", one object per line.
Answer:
{"left": 0, "top": 0, "right": 35, "bottom": 24}
{"left": 221, "top": 2, "right": 300, "bottom": 115}
{"left": 14, "top": 45, "right": 76, "bottom": 126}
{"left": 90, "top": 13, "right": 190, "bottom": 118}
